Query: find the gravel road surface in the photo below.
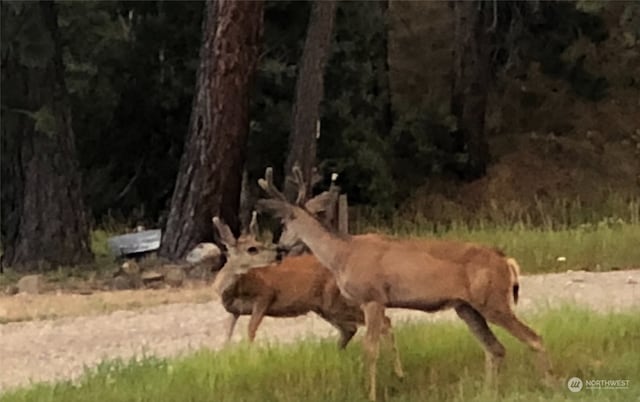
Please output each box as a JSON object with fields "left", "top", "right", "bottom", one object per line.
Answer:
{"left": 1, "top": 269, "right": 638, "bottom": 393}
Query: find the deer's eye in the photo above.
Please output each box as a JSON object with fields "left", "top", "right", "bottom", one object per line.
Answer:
{"left": 247, "top": 246, "right": 258, "bottom": 255}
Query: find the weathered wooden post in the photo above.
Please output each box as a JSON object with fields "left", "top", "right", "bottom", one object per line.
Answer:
{"left": 338, "top": 194, "right": 349, "bottom": 234}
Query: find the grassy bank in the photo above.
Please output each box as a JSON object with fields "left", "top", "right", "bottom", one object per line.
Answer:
{"left": 352, "top": 196, "right": 640, "bottom": 274}
{"left": 3, "top": 307, "right": 639, "bottom": 402}
{"left": 1, "top": 201, "right": 637, "bottom": 285}
{"left": 352, "top": 221, "right": 640, "bottom": 275}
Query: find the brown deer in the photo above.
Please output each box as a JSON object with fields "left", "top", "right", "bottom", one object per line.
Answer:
{"left": 186, "top": 212, "right": 403, "bottom": 364}
{"left": 256, "top": 166, "right": 553, "bottom": 401}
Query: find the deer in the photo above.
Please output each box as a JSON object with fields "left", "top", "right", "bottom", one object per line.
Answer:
{"left": 186, "top": 212, "right": 404, "bottom": 364}
{"left": 256, "top": 166, "right": 554, "bottom": 401}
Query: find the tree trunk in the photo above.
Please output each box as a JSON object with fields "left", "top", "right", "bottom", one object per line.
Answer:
{"left": 159, "top": 0, "right": 263, "bottom": 260}
{"left": 451, "top": 0, "right": 491, "bottom": 180}
{"left": 1, "top": 1, "right": 93, "bottom": 272}
{"left": 284, "top": 0, "right": 337, "bottom": 202}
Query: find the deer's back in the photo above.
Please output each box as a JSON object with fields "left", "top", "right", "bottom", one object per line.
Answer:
{"left": 354, "top": 235, "right": 510, "bottom": 279}
{"left": 342, "top": 236, "right": 514, "bottom": 311}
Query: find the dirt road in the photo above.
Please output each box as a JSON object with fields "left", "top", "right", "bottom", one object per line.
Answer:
{"left": 1, "top": 269, "right": 638, "bottom": 393}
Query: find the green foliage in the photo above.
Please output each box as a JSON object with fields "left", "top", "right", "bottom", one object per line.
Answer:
{"left": 320, "top": 1, "right": 396, "bottom": 210}
{"left": 493, "top": 1, "right": 610, "bottom": 101}
{"left": 1, "top": 2, "right": 54, "bottom": 68}
{"left": 1, "top": 0, "right": 631, "bottom": 227}
{"left": 56, "top": 1, "right": 203, "bottom": 223}
{"left": 245, "top": 1, "right": 310, "bottom": 190}
{"left": 4, "top": 308, "right": 639, "bottom": 402}
{"left": 31, "top": 106, "right": 57, "bottom": 136}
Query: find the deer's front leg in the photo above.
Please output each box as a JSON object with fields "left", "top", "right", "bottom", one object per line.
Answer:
{"left": 362, "top": 301, "right": 385, "bottom": 401}
{"left": 225, "top": 313, "right": 239, "bottom": 343}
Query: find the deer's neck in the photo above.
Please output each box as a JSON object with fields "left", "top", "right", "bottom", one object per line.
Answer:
{"left": 288, "top": 209, "right": 349, "bottom": 275}
{"left": 212, "top": 267, "right": 240, "bottom": 298}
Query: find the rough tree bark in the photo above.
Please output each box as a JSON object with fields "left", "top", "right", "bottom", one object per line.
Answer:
{"left": 451, "top": 0, "right": 491, "bottom": 180}
{"left": 284, "top": 0, "right": 337, "bottom": 202}
{"left": 1, "top": 1, "right": 93, "bottom": 271}
{"left": 159, "top": 0, "right": 263, "bottom": 260}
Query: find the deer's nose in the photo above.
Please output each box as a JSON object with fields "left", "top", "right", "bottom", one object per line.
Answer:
{"left": 275, "top": 246, "right": 288, "bottom": 261}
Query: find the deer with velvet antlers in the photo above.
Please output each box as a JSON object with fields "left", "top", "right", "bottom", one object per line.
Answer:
{"left": 186, "top": 212, "right": 403, "bottom": 364}
{"left": 256, "top": 166, "right": 554, "bottom": 401}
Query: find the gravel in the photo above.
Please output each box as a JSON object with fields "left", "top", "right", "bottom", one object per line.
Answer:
{"left": 1, "top": 269, "right": 638, "bottom": 394}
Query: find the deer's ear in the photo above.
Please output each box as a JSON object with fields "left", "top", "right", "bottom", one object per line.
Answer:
{"left": 212, "top": 217, "right": 236, "bottom": 248}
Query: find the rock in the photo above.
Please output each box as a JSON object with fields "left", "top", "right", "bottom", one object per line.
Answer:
{"left": 17, "top": 274, "right": 43, "bottom": 295}
{"left": 121, "top": 260, "right": 141, "bottom": 276}
{"left": 5, "top": 285, "right": 19, "bottom": 296}
{"left": 186, "top": 264, "right": 205, "bottom": 279}
{"left": 145, "top": 280, "right": 165, "bottom": 290}
{"left": 185, "top": 243, "right": 224, "bottom": 271}
{"left": 112, "top": 275, "right": 133, "bottom": 290}
{"left": 75, "top": 288, "right": 94, "bottom": 296}
{"left": 165, "top": 267, "right": 185, "bottom": 288}
{"left": 141, "top": 271, "right": 164, "bottom": 286}
{"left": 627, "top": 276, "right": 638, "bottom": 285}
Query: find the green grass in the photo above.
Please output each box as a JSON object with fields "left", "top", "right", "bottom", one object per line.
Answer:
{"left": 3, "top": 307, "right": 639, "bottom": 402}
{"left": 351, "top": 220, "right": 640, "bottom": 274}
{"left": 350, "top": 195, "right": 640, "bottom": 274}
{"left": 2, "top": 195, "right": 637, "bottom": 282}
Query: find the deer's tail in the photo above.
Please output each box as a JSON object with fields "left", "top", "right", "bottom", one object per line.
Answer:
{"left": 506, "top": 257, "right": 521, "bottom": 306}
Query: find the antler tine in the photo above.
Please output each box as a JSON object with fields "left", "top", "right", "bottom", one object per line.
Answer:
{"left": 248, "top": 210, "right": 259, "bottom": 238}
{"left": 292, "top": 164, "right": 306, "bottom": 205}
{"left": 257, "top": 167, "right": 287, "bottom": 201}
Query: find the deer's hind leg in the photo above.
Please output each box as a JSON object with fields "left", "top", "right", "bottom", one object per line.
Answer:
{"left": 247, "top": 296, "right": 273, "bottom": 342}
{"left": 455, "top": 303, "right": 506, "bottom": 389}
{"left": 483, "top": 307, "right": 554, "bottom": 384}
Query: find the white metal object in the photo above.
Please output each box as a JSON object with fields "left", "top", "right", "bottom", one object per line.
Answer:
{"left": 107, "top": 229, "right": 162, "bottom": 257}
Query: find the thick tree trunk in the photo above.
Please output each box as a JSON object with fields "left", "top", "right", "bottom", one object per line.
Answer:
{"left": 1, "top": 1, "right": 93, "bottom": 272}
{"left": 284, "top": 0, "right": 337, "bottom": 201}
{"left": 451, "top": 0, "right": 491, "bottom": 180}
{"left": 159, "top": 0, "right": 263, "bottom": 260}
